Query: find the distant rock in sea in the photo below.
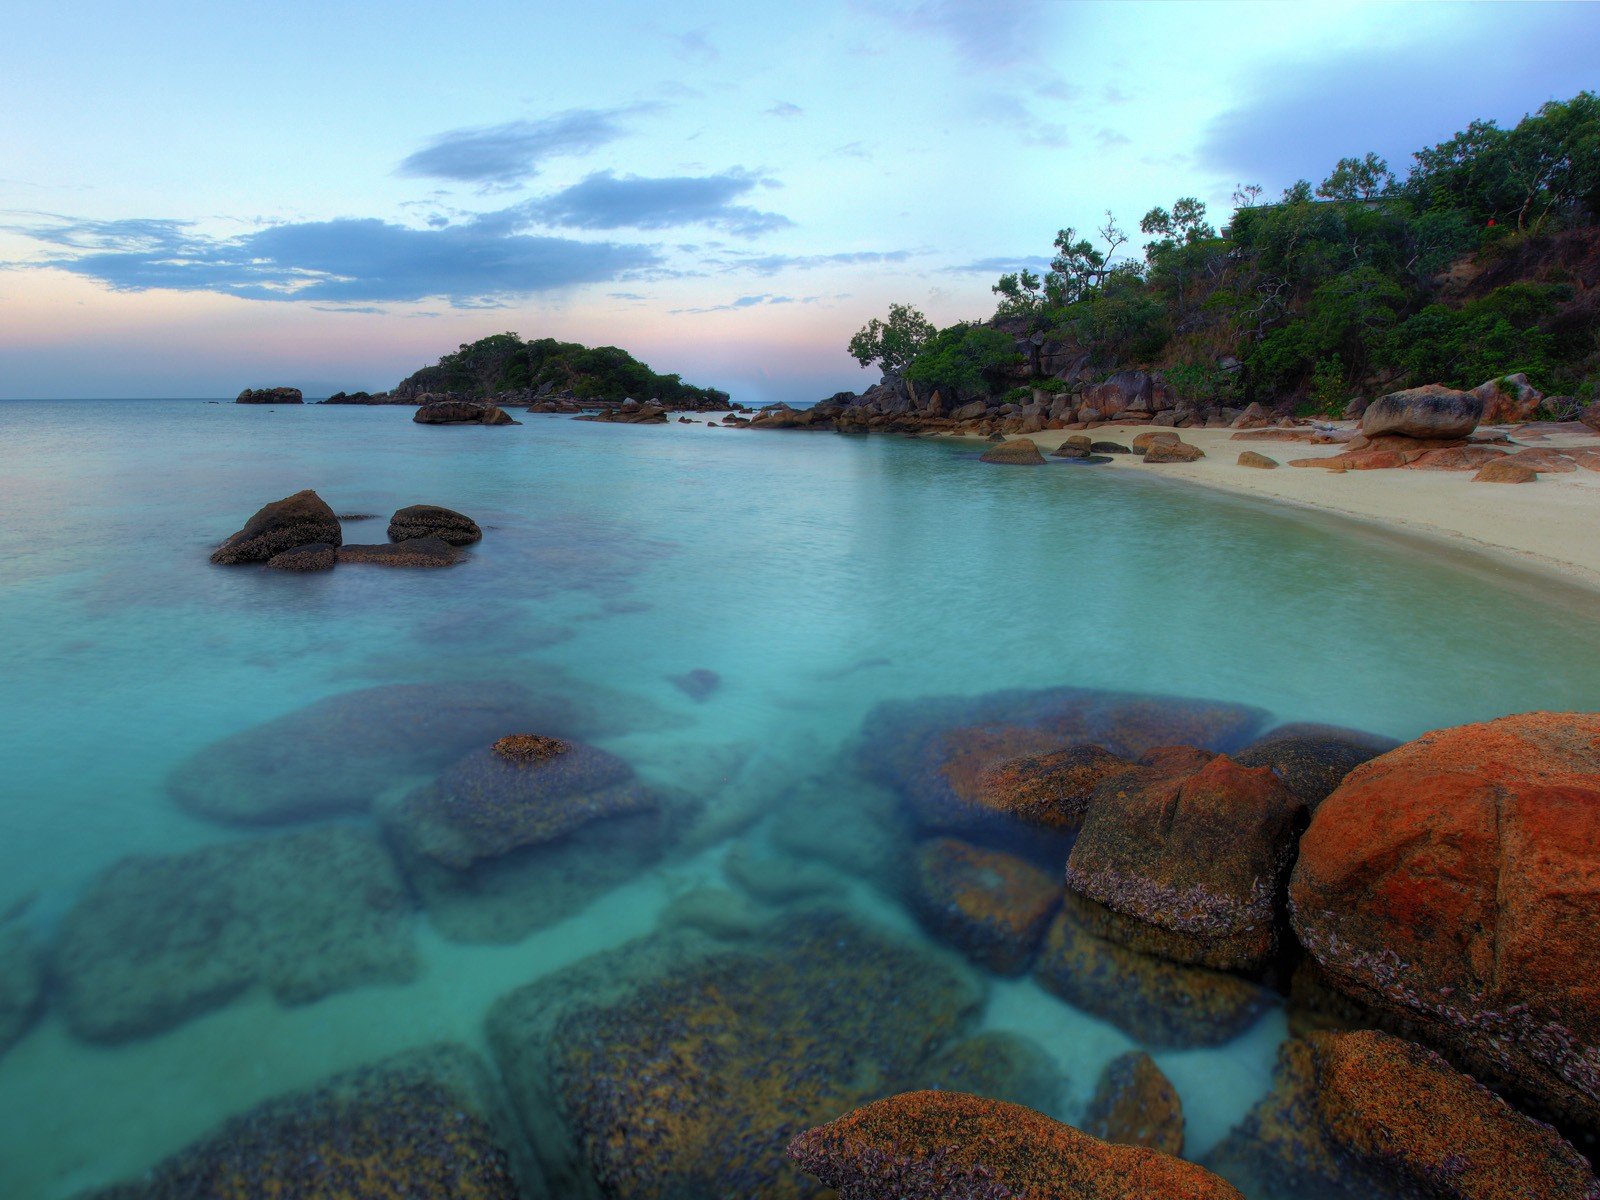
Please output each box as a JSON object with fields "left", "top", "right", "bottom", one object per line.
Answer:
{"left": 235, "top": 386, "right": 302, "bottom": 404}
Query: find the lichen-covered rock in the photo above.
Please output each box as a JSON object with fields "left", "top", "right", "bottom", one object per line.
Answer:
{"left": 788, "top": 1090, "right": 1243, "bottom": 1200}
{"left": 81, "top": 1045, "right": 528, "bottom": 1199}
{"left": 909, "top": 838, "right": 1060, "bottom": 974}
{"left": 388, "top": 504, "right": 483, "bottom": 545}
{"left": 487, "top": 911, "right": 983, "bottom": 1200}
{"left": 979, "top": 437, "right": 1046, "bottom": 465}
{"left": 1360, "top": 384, "right": 1482, "bottom": 439}
{"left": 264, "top": 541, "right": 337, "bottom": 571}
{"left": 972, "top": 744, "right": 1137, "bottom": 834}
{"left": 1232, "top": 723, "right": 1399, "bottom": 808}
{"left": 1207, "top": 1030, "right": 1600, "bottom": 1200}
{"left": 1065, "top": 753, "right": 1307, "bottom": 971}
{"left": 53, "top": 826, "right": 416, "bottom": 1042}
{"left": 0, "top": 918, "right": 44, "bottom": 1059}
{"left": 337, "top": 536, "right": 461, "bottom": 566}
{"left": 1289, "top": 712, "right": 1600, "bottom": 1134}
{"left": 209, "top": 489, "right": 342, "bottom": 564}
{"left": 168, "top": 680, "right": 567, "bottom": 823}
{"left": 1033, "top": 909, "right": 1271, "bottom": 1049}
{"left": 862, "top": 686, "right": 1266, "bottom": 841}
{"left": 1083, "top": 1050, "right": 1184, "bottom": 1155}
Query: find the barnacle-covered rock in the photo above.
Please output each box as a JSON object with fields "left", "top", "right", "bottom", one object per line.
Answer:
{"left": 1082, "top": 1050, "right": 1184, "bottom": 1155}
{"left": 908, "top": 838, "right": 1059, "bottom": 974}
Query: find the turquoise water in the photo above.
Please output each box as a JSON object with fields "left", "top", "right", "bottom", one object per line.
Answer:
{"left": 3, "top": 398, "right": 1600, "bottom": 1197}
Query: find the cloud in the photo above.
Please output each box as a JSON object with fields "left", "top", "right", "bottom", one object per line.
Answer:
{"left": 766, "top": 102, "right": 804, "bottom": 118}
{"left": 718, "top": 249, "right": 916, "bottom": 275}
{"left": 520, "top": 170, "right": 793, "bottom": 236}
{"left": 672, "top": 293, "right": 814, "bottom": 314}
{"left": 6, "top": 211, "right": 660, "bottom": 306}
{"left": 872, "top": 0, "right": 1051, "bottom": 68}
{"left": 941, "top": 254, "right": 1051, "bottom": 274}
{"left": 396, "top": 108, "right": 638, "bottom": 185}
{"left": 1200, "top": 6, "right": 1600, "bottom": 189}
{"left": 974, "top": 93, "right": 1069, "bottom": 148}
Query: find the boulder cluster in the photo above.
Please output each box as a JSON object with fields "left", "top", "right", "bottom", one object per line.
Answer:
{"left": 414, "top": 399, "right": 520, "bottom": 425}
{"left": 235, "top": 386, "right": 302, "bottom": 404}
{"left": 208, "top": 490, "right": 481, "bottom": 570}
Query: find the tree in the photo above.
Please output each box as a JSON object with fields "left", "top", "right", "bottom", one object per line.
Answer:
{"left": 1044, "top": 212, "right": 1128, "bottom": 305}
{"left": 848, "top": 303, "right": 936, "bottom": 375}
{"left": 991, "top": 268, "right": 1045, "bottom": 317}
{"left": 1317, "top": 153, "right": 1397, "bottom": 201}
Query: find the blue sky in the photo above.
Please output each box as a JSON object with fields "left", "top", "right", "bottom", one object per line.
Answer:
{"left": 1, "top": 0, "right": 1596, "bottom": 402}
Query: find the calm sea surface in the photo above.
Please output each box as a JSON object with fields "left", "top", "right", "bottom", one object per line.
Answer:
{"left": 3, "top": 399, "right": 1599, "bottom": 1197}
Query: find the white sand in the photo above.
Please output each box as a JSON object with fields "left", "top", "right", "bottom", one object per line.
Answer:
{"left": 985, "top": 423, "right": 1600, "bottom": 592}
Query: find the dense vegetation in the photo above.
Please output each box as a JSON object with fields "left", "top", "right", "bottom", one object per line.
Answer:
{"left": 398, "top": 332, "right": 728, "bottom": 406}
{"left": 851, "top": 92, "right": 1600, "bottom": 411}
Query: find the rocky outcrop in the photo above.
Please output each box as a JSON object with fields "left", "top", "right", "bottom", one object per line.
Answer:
{"left": 52, "top": 826, "right": 416, "bottom": 1042}
{"left": 0, "top": 918, "right": 43, "bottom": 1060}
{"left": 1208, "top": 1030, "right": 1600, "bottom": 1200}
{"left": 788, "top": 1090, "right": 1244, "bottom": 1200}
{"left": 1359, "top": 385, "right": 1483, "bottom": 439}
{"left": 235, "top": 387, "right": 302, "bottom": 404}
{"left": 908, "top": 838, "right": 1060, "bottom": 973}
{"left": 1289, "top": 712, "right": 1600, "bottom": 1135}
{"left": 1583, "top": 401, "right": 1600, "bottom": 432}
{"left": 80, "top": 1045, "right": 527, "bottom": 1200}
{"left": 210, "top": 489, "right": 342, "bottom": 564}
{"left": 387, "top": 504, "right": 482, "bottom": 545}
{"left": 979, "top": 437, "right": 1046, "bottom": 464}
{"left": 1471, "top": 372, "right": 1543, "bottom": 425}
{"left": 1083, "top": 1050, "right": 1184, "bottom": 1154}
{"left": 264, "top": 542, "right": 336, "bottom": 571}
{"left": 320, "top": 389, "right": 396, "bottom": 404}
{"left": 1064, "top": 752, "right": 1307, "bottom": 971}
{"left": 414, "top": 400, "right": 519, "bottom": 425}
{"left": 487, "top": 912, "right": 983, "bottom": 1200}
{"left": 337, "top": 537, "right": 461, "bottom": 567}
{"left": 575, "top": 400, "right": 669, "bottom": 424}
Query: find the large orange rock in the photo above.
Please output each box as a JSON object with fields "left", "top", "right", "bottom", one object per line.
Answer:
{"left": 1065, "top": 753, "right": 1306, "bottom": 970}
{"left": 789, "top": 1090, "right": 1243, "bottom": 1200}
{"left": 1289, "top": 712, "right": 1600, "bottom": 1134}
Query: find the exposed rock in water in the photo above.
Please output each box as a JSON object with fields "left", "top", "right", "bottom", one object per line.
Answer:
{"left": 1083, "top": 1050, "right": 1185, "bottom": 1155}
{"left": 1064, "top": 752, "right": 1306, "bottom": 971}
{"left": 337, "top": 536, "right": 461, "bottom": 567}
{"left": 980, "top": 437, "right": 1046, "bottom": 465}
{"left": 486, "top": 910, "right": 984, "bottom": 1200}
{"left": 1091, "top": 440, "right": 1132, "bottom": 453}
{"left": 235, "top": 387, "right": 302, "bottom": 404}
{"left": 0, "top": 918, "right": 43, "bottom": 1060}
{"left": 264, "top": 542, "right": 337, "bottom": 572}
{"left": 210, "top": 489, "right": 342, "bottom": 564}
{"left": 1051, "top": 434, "right": 1094, "bottom": 458}
{"left": 79, "top": 1045, "right": 529, "bottom": 1199}
{"left": 1359, "top": 384, "right": 1483, "bottom": 440}
{"left": 1232, "top": 724, "right": 1399, "bottom": 808}
{"left": 388, "top": 504, "right": 482, "bottom": 545}
{"left": 668, "top": 667, "right": 721, "bottom": 702}
{"left": 1033, "top": 907, "right": 1271, "bottom": 1048}
{"left": 1289, "top": 712, "right": 1600, "bottom": 1137}
{"left": 167, "top": 680, "right": 573, "bottom": 823}
{"left": 788, "top": 1090, "right": 1244, "bottom": 1200}
{"left": 908, "top": 838, "right": 1060, "bottom": 974}
{"left": 52, "top": 826, "right": 417, "bottom": 1043}
{"left": 414, "top": 400, "right": 519, "bottom": 425}
{"left": 1207, "top": 1030, "right": 1600, "bottom": 1200}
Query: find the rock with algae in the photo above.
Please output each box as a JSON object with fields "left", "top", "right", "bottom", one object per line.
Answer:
{"left": 0, "top": 916, "right": 44, "bottom": 1059}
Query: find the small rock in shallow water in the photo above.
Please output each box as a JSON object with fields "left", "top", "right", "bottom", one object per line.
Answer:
{"left": 210, "top": 489, "right": 342, "bottom": 564}
{"left": 669, "top": 666, "right": 721, "bottom": 701}
{"left": 924, "top": 1030, "right": 1062, "bottom": 1114}
{"left": 973, "top": 743, "right": 1137, "bottom": 834}
{"left": 387, "top": 503, "right": 482, "bottom": 544}
{"left": 337, "top": 536, "right": 461, "bottom": 566}
{"left": 0, "top": 918, "right": 44, "bottom": 1060}
{"left": 980, "top": 437, "right": 1047, "bottom": 465}
{"left": 264, "top": 541, "right": 336, "bottom": 571}
{"left": 909, "top": 838, "right": 1060, "bottom": 974}
{"left": 1083, "top": 1050, "right": 1184, "bottom": 1155}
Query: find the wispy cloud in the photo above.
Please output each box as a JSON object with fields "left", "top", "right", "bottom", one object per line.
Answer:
{"left": 518, "top": 170, "right": 793, "bottom": 237}
{"left": 396, "top": 108, "right": 641, "bottom": 185}
{"left": 871, "top": 0, "right": 1049, "bottom": 68}
{"left": 672, "top": 292, "right": 814, "bottom": 314}
{"left": 717, "top": 248, "right": 917, "bottom": 275}
{"left": 941, "top": 254, "right": 1051, "bottom": 274}
{"left": 767, "top": 101, "right": 804, "bottom": 118}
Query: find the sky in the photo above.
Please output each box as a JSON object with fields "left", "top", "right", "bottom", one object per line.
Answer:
{"left": 1, "top": 0, "right": 1596, "bottom": 403}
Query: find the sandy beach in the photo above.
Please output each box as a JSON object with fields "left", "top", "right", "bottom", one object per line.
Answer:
{"left": 974, "top": 422, "right": 1600, "bottom": 593}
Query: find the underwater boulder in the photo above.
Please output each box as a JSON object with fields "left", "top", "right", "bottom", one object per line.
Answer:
{"left": 209, "top": 488, "right": 342, "bottom": 564}
{"left": 1206, "top": 1030, "right": 1600, "bottom": 1200}
{"left": 52, "top": 826, "right": 417, "bottom": 1043}
{"left": 1290, "top": 712, "right": 1600, "bottom": 1137}
{"left": 167, "top": 680, "right": 568, "bottom": 824}
{"left": 1033, "top": 907, "right": 1271, "bottom": 1049}
{"left": 0, "top": 917, "right": 44, "bottom": 1060}
{"left": 908, "top": 838, "right": 1060, "bottom": 974}
{"left": 486, "top": 910, "right": 983, "bottom": 1200}
{"left": 1083, "top": 1050, "right": 1185, "bottom": 1156}
{"left": 80, "top": 1045, "right": 529, "bottom": 1199}
{"left": 1064, "top": 752, "right": 1307, "bottom": 972}
{"left": 972, "top": 743, "right": 1138, "bottom": 834}
{"left": 387, "top": 503, "right": 483, "bottom": 545}
{"left": 1232, "top": 723, "right": 1398, "bottom": 808}
{"left": 921, "top": 1031, "right": 1062, "bottom": 1114}
{"left": 788, "top": 1090, "right": 1243, "bottom": 1200}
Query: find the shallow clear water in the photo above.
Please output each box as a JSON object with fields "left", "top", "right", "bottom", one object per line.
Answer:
{"left": 2, "top": 399, "right": 1599, "bottom": 1197}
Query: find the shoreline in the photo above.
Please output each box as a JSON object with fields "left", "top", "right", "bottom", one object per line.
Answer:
{"left": 944, "top": 422, "right": 1600, "bottom": 596}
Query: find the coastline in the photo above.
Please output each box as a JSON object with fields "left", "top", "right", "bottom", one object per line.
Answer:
{"left": 945, "top": 423, "right": 1600, "bottom": 596}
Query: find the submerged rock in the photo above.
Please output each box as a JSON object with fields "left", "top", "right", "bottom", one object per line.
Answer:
{"left": 0, "top": 918, "right": 43, "bottom": 1060}
{"left": 1360, "top": 384, "right": 1482, "bottom": 440}
{"left": 82, "top": 1045, "right": 528, "bottom": 1199}
{"left": 264, "top": 541, "right": 336, "bottom": 571}
{"left": 1033, "top": 908, "right": 1271, "bottom": 1048}
{"left": 1289, "top": 712, "right": 1600, "bottom": 1136}
{"left": 788, "top": 1090, "right": 1243, "bottom": 1200}
{"left": 668, "top": 667, "right": 721, "bottom": 701}
{"left": 979, "top": 437, "right": 1046, "bottom": 465}
{"left": 1083, "top": 1050, "right": 1185, "bottom": 1155}
{"left": 209, "top": 489, "right": 342, "bottom": 564}
{"left": 337, "top": 536, "right": 461, "bottom": 566}
{"left": 387, "top": 504, "right": 482, "bottom": 545}
{"left": 486, "top": 911, "right": 983, "bottom": 1200}
{"left": 1065, "top": 753, "right": 1306, "bottom": 971}
{"left": 167, "top": 680, "right": 565, "bottom": 823}
{"left": 972, "top": 743, "right": 1137, "bottom": 834}
{"left": 1207, "top": 1030, "right": 1600, "bottom": 1200}
{"left": 53, "top": 826, "right": 416, "bottom": 1043}
{"left": 1233, "top": 723, "right": 1398, "bottom": 808}
{"left": 909, "top": 838, "right": 1060, "bottom": 974}
{"left": 922, "top": 1031, "right": 1062, "bottom": 1114}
